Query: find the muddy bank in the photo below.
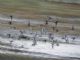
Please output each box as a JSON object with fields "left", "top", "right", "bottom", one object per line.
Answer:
{"left": 0, "top": 53, "right": 80, "bottom": 60}
{"left": 49, "top": 0, "right": 80, "bottom": 4}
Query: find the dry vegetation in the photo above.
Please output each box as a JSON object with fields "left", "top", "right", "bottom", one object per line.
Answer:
{"left": 0, "top": 0, "right": 80, "bottom": 19}
{"left": 0, "top": 0, "right": 80, "bottom": 35}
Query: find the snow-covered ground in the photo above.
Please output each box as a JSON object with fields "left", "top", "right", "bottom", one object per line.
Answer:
{"left": 0, "top": 34, "right": 80, "bottom": 59}
{"left": 0, "top": 20, "right": 80, "bottom": 59}
{"left": 0, "top": 29, "right": 80, "bottom": 44}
